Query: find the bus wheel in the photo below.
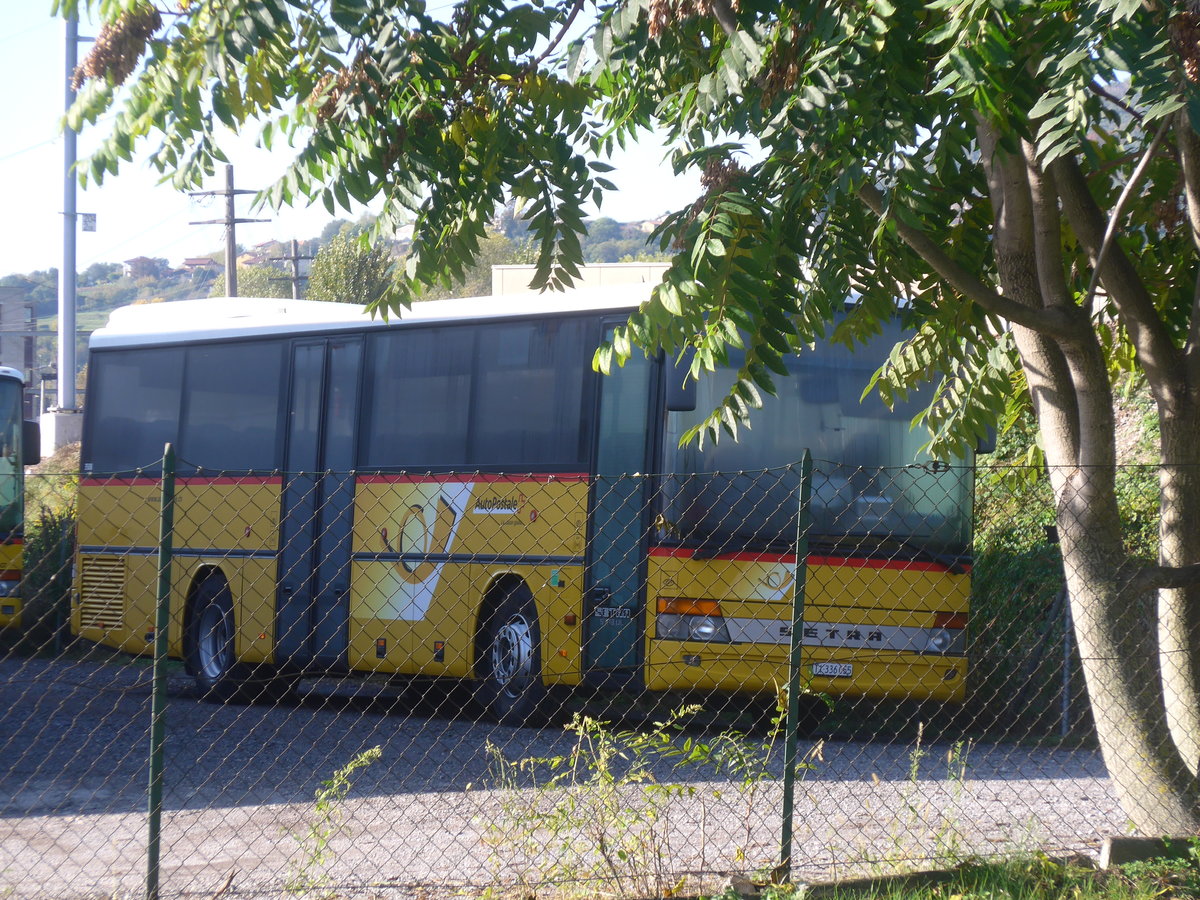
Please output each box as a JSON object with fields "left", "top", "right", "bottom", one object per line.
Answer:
{"left": 187, "top": 575, "right": 248, "bottom": 703}
{"left": 477, "top": 584, "right": 546, "bottom": 725}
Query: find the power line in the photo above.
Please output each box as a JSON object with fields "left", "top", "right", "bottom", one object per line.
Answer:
{"left": 0, "top": 136, "right": 58, "bottom": 163}
{"left": 0, "top": 17, "right": 56, "bottom": 49}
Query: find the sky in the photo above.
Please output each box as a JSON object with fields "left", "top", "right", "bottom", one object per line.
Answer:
{"left": 0, "top": 6, "right": 701, "bottom": 279}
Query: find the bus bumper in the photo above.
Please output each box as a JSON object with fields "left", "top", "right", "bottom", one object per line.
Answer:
{"left": 645, "top": 640, "right": 967, "bottom": 703}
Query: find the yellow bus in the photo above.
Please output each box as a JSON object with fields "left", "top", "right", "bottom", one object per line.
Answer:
{"left": 0, "top": 367, "right": 38, "bottom": 630}
{"left": 72, "top": 290, "right": 972, "bottom": 722}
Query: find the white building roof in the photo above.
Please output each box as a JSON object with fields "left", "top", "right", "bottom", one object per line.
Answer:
{"left": 89, "top": 284, "right": 653, "bottom": 349}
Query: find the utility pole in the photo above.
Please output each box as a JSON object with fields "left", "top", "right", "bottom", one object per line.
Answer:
{"left": 270, "top": 239, "right": 315, "bottom": 299}
{"left": 188, "top": 165, "right": 269, "bottom": 297}
{"left": 59, "top": 12, "right": 79, "bottom": 413}
{"left": 42, "top": 12, "right": 90, "bottom": 456}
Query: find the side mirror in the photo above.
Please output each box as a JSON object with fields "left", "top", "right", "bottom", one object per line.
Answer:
{"left": 22, "top": 420, "right": 41, "bottom": 466}
{"left": 665, "top": 350, "right": 697, "bottom": 412}
{"left": 975, "top": 426, "right": 996, "bottom": 455}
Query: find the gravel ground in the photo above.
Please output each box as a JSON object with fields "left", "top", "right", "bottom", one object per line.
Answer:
{"left": 0, "top": 654, "right": 1124, "bottom": 899}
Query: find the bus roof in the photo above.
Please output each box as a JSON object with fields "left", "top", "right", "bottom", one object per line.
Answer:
{"left": 89, "top": 284, "right": 653, "bottom": 349}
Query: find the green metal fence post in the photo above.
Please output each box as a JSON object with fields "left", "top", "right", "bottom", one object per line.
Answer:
{"left": 780, "top": 449, "right": 813, "bottom": 883}
{"left": 147, "top": 444, "right": 176, "bottom": 900}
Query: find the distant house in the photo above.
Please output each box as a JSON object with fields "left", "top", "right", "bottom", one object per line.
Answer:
{"left": 123, "top": 256, "right": 169, "bottom": 279}
{"left": 181, "top": 258, "right": 221, "bottom": 282}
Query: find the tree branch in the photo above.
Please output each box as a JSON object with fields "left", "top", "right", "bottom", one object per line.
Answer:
{"left": 531, "top": 0, "right": 586, "bottom": 67}
{"left": 1174, "top": 110, "right": 1200, "bottom": 390}
{"left": 709, "top": 0, "right": 739, "bottom": 37}
{"left": 1088, "top": 82, "right": 1144, "bottom": 125}
{"left": 856, "top": 182, "right": 1084, "bottom": 339}
{"left": 1080, "top": 115, "right": 1171, "bottom": 313}
{"left": 1131, "top": 561, "right": 1200, "bottom": 593}
{"left": 974, "top": 122, "right": 1088, "bottom": 466}
{"left": 1053, "top": 154, "right": 1185, "bottom": 400}
{"left": 1177, "top": 108, "right": 1200, "bottom": 256}
{"left": 1022, "top": 139, "right": 1073, "bottom": 309}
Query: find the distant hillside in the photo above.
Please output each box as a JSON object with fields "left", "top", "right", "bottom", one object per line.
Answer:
{"left": 0, "top": 214, "right": 671, "bottom": 374}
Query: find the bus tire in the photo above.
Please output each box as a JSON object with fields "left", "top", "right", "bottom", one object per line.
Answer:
{"left": 476, "top": 583, "right": 546, "bottom": 726}
{"left": 186, "top": 574, "right": 252, "bottom": 704}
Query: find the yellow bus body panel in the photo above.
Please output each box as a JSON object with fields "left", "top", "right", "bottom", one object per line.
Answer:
{"left": 644, "top": 552, "right": 968, "bottom": 702}
{"left": 0, "top": 541, "right": 22, "bottom": 628}
{"left": 349, "top": 476, "right": 588, "bottom": 684}
{"left": 74, "top": 478, "right": 281, "bottom": 663}
{"left": 75, "top": 473, "right": 970, "bottom": 705}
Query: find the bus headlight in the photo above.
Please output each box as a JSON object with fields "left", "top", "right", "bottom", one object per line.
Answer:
{"left": 0, "top": 570, "right": 20, "bottom": 597}
{"left": 655, "top": 598, "right": 731, "bottom": 643}
{"left": 925, "top": 628, "right": 953, "bottom": 654}
{"left": 926, "top": 613, "right": 967, "bottom": 655}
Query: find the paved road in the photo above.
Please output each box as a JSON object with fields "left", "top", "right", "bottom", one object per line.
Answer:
{"left": 0, "top": 655, "right": 1122, "bottom": 899}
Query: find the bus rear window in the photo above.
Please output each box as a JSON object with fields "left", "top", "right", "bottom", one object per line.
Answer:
{"left": 85, "top": 348, "right": 183, "bottom": 474}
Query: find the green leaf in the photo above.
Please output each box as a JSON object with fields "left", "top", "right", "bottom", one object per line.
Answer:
{"left": 330, "top": 0, "right": 371, "bottom": 31}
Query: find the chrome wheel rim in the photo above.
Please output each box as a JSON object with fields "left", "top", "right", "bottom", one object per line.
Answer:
{"left": 491, "top": 614, "right": 534, "bottom": 699}
{"left": 197, "top": 601, "right": 234, "bottom": 681}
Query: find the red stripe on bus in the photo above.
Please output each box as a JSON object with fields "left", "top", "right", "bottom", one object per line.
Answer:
{"left": 650, "top": 547, "right": 794, "bottom": 564}
{"left": 356, "top": 473, "right": 590, "bottom": 484}
{"left": 176, "top": 476, "right": 283, "bottom": 486}
{"left": 649, "top": 546, "right": 968, "bottom": 573}
{"left": 809, "top": 555, "right": 970, "bottom": 574}
{"left": 81, "top": 476, "right": 282, "bottom": 487}
{"left": 81, "top": 477, "right": 161, "bottom": 487}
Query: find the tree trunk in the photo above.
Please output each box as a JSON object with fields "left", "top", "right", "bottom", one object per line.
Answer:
{"left": 1156, "top": 408, "right": 1200, "bottom": 777}
{"left": 1055, "top": 465, "right": 1200, "bottom": 833}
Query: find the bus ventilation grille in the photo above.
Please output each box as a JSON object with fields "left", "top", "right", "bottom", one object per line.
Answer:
{"left": 79, "top": 556, "right": 126, "bottom": 630}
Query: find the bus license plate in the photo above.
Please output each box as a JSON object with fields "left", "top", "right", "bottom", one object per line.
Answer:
{"left": 812, "top": 662, "right": 853, "bottom": 678}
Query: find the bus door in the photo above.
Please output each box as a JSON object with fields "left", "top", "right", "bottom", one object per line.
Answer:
{"left": 276, "top": 337, "right": 362, "bottom": 670}
{"left": 584, "top": 325, "right": 657, "bottom": 681}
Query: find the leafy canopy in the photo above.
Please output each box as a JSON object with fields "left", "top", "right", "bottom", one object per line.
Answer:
{"left": 59, "top": 0, "right": 1196, "bottom": 451}
{"left": 307, "top": 231, "right": 395, "bottom": 304}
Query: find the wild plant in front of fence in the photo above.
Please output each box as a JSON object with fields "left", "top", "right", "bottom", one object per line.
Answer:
{"left": 480, "top": 704, "right": 816, "bottom": 899}
{"left": 287, "top": 745, "right": 383, "bottom": 896}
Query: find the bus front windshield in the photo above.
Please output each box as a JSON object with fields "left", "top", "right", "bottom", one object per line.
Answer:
{"left": 0, "top": 378, "right": 22, "bottom": 535}
{"left": 659, "top": 325, "right": 972, "bottom": 560}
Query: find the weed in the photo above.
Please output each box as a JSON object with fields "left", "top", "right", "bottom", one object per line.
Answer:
{"left": 1114, "top": 849, "right": 1200, "bottom": 899}
{"left": 482, "top": 703, "right": 814, "bottom": 899}
{"left": 286, "top": 745, "right": 382, "bottom": 896}
{"left": 932, "top": 738, "right": 972, "bottom": 861}
{"left": 852, "top": 725, "right": 975, "bottom": 877}
{"left": 16, "top": 505, "right": 75, "bottom": 656}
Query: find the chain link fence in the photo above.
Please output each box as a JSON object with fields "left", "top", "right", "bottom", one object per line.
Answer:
{"left": 0, "top": 455, "right": 1160, "bottom": 899}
